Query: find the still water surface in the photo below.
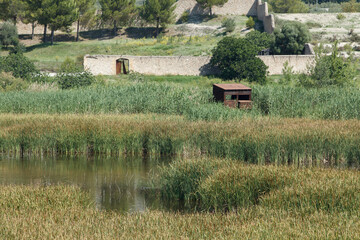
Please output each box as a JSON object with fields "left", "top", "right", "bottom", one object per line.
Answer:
{"left": 0, "top": 154, "right": 170, "bottom": 212}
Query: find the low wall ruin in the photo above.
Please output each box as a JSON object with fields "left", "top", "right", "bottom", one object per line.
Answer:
{"left": 84, "top": 54, "right": 315, "bottom": 76}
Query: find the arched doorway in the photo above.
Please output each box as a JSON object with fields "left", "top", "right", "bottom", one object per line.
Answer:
{"left": 116, "top": 58, "right": 129, "bottom": 74}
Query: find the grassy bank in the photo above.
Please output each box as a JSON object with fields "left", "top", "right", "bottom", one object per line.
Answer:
{"left": 1, "top": 114, "right": 360, "bottom": 165}
{"left": 157, "top": 158, "right": 360, "bottom": 212}
{"left": 1, "top": 164, "right": 360, "bottom": 239}
{"left": 1, "top": 82, "right": 360, "bottom": 120}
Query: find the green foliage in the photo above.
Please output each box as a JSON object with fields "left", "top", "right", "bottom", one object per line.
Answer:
{"left": 141, "top": 0, "right": 176, "bottom": 36}
{"left": 221, "top": 17, "right": 236, "bottom": 33}
{"left": 0, "top": 22, "right": 19, "bottom": 47}
{"left": 1, "top": 53, "right": 37, "bottom": 80}
{"left": 268, "top": 0, "right": 309, "bottom": 13}
{"left": 245, "top": 30, "right": 275, "bottom": 51}
{"left": 281, "top": 61, "right": 294, "bottom": 84}
{"left": 298, "top": 42, "right": 357, "bottom": 88}
{"left": 0, "top": 0, "right": 25, "bottom": 23}
{"left": 336, "top": 13, "right": 346, "bottom": 20}
{"left": 60, "top": 57, "right": 82, "bottom": 73}
{"left": 100, "top": 0, "right": 136, "bottom": 32}
{"left": 341, "top": 0, "right": 360, "bottom": 12}
{"left": 56, "top": 58, "right": 95, "bottom": 89}
{"left": 196, "top": 0, "right": 228, "bottom": 16}
{"left": 75, "top": 0, "right": 96, "bottom": 41}
{"left": 210, "top": 37, "right": 267, "bottom": 83}
{"left": 47, "top": 0, "right": 79, "bottom": 41}
{"left": 245, "top": 16, "right": 255, "bottom": 29}
{"left": 271, "top": 21, "right": 311, "bottom": 54}
{"left": 0, "top": 72, "right": 28, "bottom": 92}
{"left": 178, "top": 10, "right": 189, "bottom": 24}
{"left": 56, "top": 71, "right": 95, "bottom": 89}
{"left": 158, "top": 158, "right": 224, "bottom": 201}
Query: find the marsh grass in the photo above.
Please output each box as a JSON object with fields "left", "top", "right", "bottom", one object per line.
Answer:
{"left": 1, "top": 165, "right": 360, "bottom": 239}
{"left": 1, "top": 82, "right": 360, "bottom": 120}
{"left": 157, "top": 158, "right": 360, "bottom": 213}
{"left": 1, "top": 114, "right": 360, "bottom": 166}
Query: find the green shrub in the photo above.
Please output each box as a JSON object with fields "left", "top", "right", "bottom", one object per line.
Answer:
{"left": 271, "top": 21, "right": 311, "bottom": 55}
{"left": 336, "top": 13, "right": 346, "bottom": 20}
{"left": 245, "top": 16, "right": 255, "bottom": 29}
{"left": 0, "top": 72, "right": 28, "bottom": 92}
{"left": 0, "top": 22, "right": 19, "bottom": 47}
{"left": 268, "top": 0, "right": 309, "bottom": 13}
{"left": 245, "top": 30, "right": 274, "bottom": 51}
{"left": 1, "top": 53, "right": 37, "bottom": 80}
{"left": 298, "top": 43, "right": 357, "bottom": 88}
{"left": 178, "top": 11, "right": 190, "bottom": 24}
{"left": 221, "top": 18, "right": 236, "bottom": 33}
{"left": 210, "top": 36, "right": 267, "bottom": 83}
{"left": 60, "top": 57, "right": 82, "bottom": 73}
{"left": 341, "top": 0, "right": 360, "bottom": 12}
{"left": 57, "top": 71, "right": 95, "bottom": 89}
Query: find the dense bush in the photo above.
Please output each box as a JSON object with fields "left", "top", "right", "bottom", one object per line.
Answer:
{"left": 221, "top": 18, "right": 236, "bottom": 33}
{"left": 271, "top": 22, "right": 311, "bottom": 54}
{"left": 268, "top": 0, "right": 309, "bottom": 13}
{"left": 245, "top": 30, "right": 274, "bottom": 51}
{"left": 245, "top": 16, "right": 255, "bottom": 29}
{"left": 0, "top": 22, "right": 19, "bottom": 47}
{"left": 0, "top": 72, "right": 28, "bottom": 92}
{"left": 341, "top": 0, "right": 360, "bottom": 12}
{"left": 298, "top": 43, "right": 357, "bottom": 88}
{"left": 0, "top": 53, "right": 37, "bottom": 80}
{"left": 57, "top": 72, "right": 95, "bottom": 89}
{"left": 56, "top": 58, "right": 95, "bottom": 89}
{"left": 210, "top": 36, "right": 267, "bottom": 83}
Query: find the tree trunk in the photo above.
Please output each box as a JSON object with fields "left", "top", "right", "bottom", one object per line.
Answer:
{"left": 113, "top": 21, "right": 117, "bottom": 36}
{"left": 156, "top": 18, "right": 160, "bottom": 37}
{"left": 13, "top": 16, "right": 17, "bottom": 25}
{"left": 43, "top": 24, "right": 47, "bottom": 43}
{"left": 209, "top": 7, "right": 212, "bottom": 16}
{"left": 76, "top": 19, "right": 80, "bottom": 42}
{"left": 51, "top": 29, "right": 54, "bottom": 45}
{"left": 31, "top": 23, "right": 35, "bottom": 40}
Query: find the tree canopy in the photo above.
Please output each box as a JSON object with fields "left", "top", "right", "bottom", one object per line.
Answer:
{"left": 210, "top": 36, "right": 267, "bottom": 84}
{"left": 100, "top": 0, "right": 136, "bottom": 34}
{"left": 196, "top": 0, "right": 228, "bottom": 16}
{"left": 141, "top": 0, "right": 176, "bottom": 36}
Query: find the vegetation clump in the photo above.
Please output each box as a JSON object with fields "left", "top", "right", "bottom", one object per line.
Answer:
{"left": 221, "top": 17, "right": 236, "bottom": 33}
{"left": 245, "top": 16, "right": 255, "bottom": 29}
{"left": 268, "top": 0, "right": 309, "bottom": 13}
{"left": 245, "top": 30, "right": 274, "bottom": 51}
{"left": 298, "top": 42, "right": 357, "bottom": 88}
{"left": 271, "top": 21, "right": 311, "bottom": 55}
{"left": 0, "top": 21, "right": 19, "bottom": 48}
{"left": 210, "top": 36, "right": 267, "bottom": 84}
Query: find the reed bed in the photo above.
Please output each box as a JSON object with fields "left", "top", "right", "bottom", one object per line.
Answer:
{"left": 157, "top": 158, "right": 360, "bottom": 213}
{"left": 0, "top": 82, "right": 360, "bottom": 120}
{"left": 1, "top": 166, "right": 360, "bottom": 239}
{"left": 1, "top": 114, "right": 360, "bottom": 166}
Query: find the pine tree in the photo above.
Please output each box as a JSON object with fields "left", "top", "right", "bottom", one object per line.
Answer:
{"left": 75, "top": 0, "right": 96, "bottom": 41}
{"left": 141, "top": 0, "right": 176, "bottom": 37}
{"left": 100, "top": 0, "right": 136, "bottom": 35}
{"left": 195, "top": 0, "right": 228, "bottom": 16}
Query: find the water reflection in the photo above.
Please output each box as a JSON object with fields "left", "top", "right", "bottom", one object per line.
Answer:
{"left": 0, "top": 154, "right": 170, "bottom": 212}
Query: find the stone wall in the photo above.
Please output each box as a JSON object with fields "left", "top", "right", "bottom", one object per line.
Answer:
{"left": 84, "top": 55, "right": 314, "bottom": 76}
{"left": 84, "top": 55, "right": 219, "bottom": 76}
{"left": 259, "top": 55, "right": 315, "bottom": 75}
{"left": 174, "top": 0, "right": 258, "bottom": 19}
{"left": 257, "top": 0, "right": 275, "bottom": 33}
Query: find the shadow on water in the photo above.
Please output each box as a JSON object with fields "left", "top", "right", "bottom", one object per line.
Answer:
{"left": 0, "top": 153, "right": 182, "bottom": 213}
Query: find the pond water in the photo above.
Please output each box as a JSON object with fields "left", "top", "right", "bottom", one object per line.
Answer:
{"left": 0, "top": 154, "right": 171, "bottom": 212}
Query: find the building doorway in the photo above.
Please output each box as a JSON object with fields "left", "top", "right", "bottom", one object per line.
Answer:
{"left": 116, "top": 58, "right": 129, "bottom": 74}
